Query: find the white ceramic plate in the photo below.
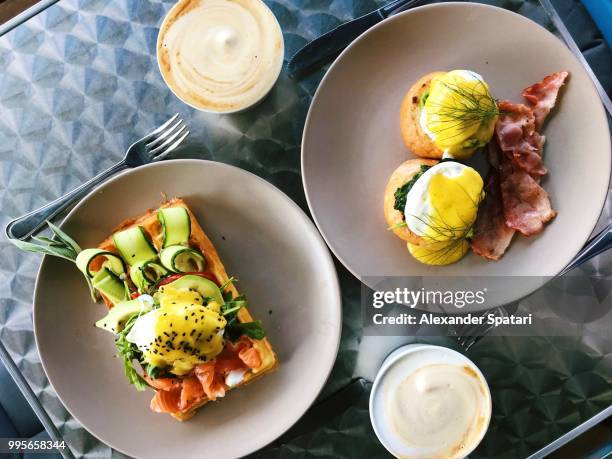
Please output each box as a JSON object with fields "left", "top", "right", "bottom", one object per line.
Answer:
{"left": 33, "top": 160, "right": 341, "bottom": 458}
{"left": 302, "top": 3, "right": 610, "bottom": 301}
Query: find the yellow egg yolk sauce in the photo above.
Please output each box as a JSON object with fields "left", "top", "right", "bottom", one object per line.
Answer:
{"left": 407, "top": 167, "right": 483, "bottom": 266}
{"left": 424, "top": 168, "right": 484, "bottom": 241}
{"left": 145, "top": 285, "right": 226, "bottom": 375}
{"left": 422, "top": 70, "right": 498, "bottom": 159}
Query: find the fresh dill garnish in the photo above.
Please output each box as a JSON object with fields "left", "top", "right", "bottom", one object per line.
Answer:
{"left": 425, "top": 77, "right": 501, "bottom": 140}
{"left": 391, "top": 182, "right": 485, "bottom": 265}
{"left": 393, "top": 165, "right": 432, "bottom": 213}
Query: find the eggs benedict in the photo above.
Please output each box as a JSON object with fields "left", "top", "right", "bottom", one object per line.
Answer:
{"left": 126, "top": 284, "right": 227, "bottom": 375}
{"left": 400, "top": 70, "right": 499, "bottom": 160}
{"left": 384, "top": 159, "right": 484, "bottom": 265}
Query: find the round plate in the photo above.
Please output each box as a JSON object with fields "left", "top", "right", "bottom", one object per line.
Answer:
{"left": 34, "top": 160, "right": 341, "bottom": 458}
{"left": 302, "top": 3, "right": 610, "bottom": 298}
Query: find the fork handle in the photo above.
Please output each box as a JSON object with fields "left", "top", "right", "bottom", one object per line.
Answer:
{"left": 5, "top": 160, "right": 128, "bottom": 241}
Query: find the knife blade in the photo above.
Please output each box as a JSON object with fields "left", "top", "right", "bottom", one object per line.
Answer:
{"left": 288, "top": 0, "right": 426, "bottom": 78}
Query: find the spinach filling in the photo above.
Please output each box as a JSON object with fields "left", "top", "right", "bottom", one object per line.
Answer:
{"left": 393, "top": 164, "right": 432, "bottom": 214}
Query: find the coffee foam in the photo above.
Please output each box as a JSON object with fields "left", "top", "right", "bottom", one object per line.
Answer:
{"left": 370, "top": 345, "right": 491, "bottom": 458}
{"left": 157, "top": 0, "right": 284, "bottom": 113}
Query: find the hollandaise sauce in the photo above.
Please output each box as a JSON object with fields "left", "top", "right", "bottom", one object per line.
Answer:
{"left": 420, "top": 70, "right": 499, "bottom": 160}
{"left": 403, "top": 162, "right": 484, "bottom": 266}
{"left": 127, "top": 284, "right": 226, "bottom": 375}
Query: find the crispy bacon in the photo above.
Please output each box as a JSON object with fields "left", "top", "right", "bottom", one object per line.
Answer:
{"left": 500, "top": 169, "right": 557, "bottom": 236}
{"left": 471, "top": 170, "right": 515, "bottom": 260}
{"left": 522, "top": 71, "right": 569, "bottom": 129}
{"left": 496, "top": 101, "right": 547, "bottom": 177}
{"left": 473, "top": 72, "right": 567, "bottom": 260}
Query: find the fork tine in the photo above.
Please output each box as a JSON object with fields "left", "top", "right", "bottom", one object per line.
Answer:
{"left": 142, "top": 114, "right": 179, "bottom": 142}
{"left": 147, "top": 119, "right": 184, "bottom": 149}
{"left": 151, "top": 130, "right": 189, "bottom": 162}
{"left": 148, "top": 125, "right": 187, "bottom": 156}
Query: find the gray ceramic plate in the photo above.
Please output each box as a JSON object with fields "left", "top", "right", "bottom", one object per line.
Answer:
{"left": 33, "top": 160, "right": 341, "bottom": 458}
{"left": 302, "top": 3, "right": 610, "bottom": 303}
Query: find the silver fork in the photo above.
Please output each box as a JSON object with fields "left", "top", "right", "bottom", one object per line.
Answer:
{"left": 5, "top": 114, "right": 189, "bottom": 241}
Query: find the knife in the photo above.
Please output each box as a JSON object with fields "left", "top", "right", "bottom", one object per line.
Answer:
{"left": 288, "top": 0, "right": 427, "bottom": 78}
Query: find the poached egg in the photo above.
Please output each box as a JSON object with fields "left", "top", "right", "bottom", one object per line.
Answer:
{"left": 420, "top": 70, "right": 498, "bottom": 160}
{"left": 404, "top": 162, "right": 484, "bottom": 265}
{"left": 126, "top": 284, "right": 226, "bottom": 375}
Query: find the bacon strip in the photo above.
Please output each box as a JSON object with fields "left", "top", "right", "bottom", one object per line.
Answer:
{"left": 522, "top": 71, "right": 569, "bottom": 129}
{"left": 471, "top": 170, "right": 515, "bottom": 260}
{"left": 496, "top": 101, "right": 547, "bottom": 177}
{"left": 472, "top": 72, "right": 567, "bottom": 259}
{"left": 499, "top": 168, "right": 557, "bottom": 236}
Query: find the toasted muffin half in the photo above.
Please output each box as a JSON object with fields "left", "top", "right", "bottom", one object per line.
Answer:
{"left": 400, "top": 71, "right": 445, "bottom": 159}
{"left": 384, "top": 158, "right": 438, "bottom": 244}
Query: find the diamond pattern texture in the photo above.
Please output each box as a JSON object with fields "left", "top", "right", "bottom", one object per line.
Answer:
{"left": 0, "top": 0, "right": 610, "bottom": 458}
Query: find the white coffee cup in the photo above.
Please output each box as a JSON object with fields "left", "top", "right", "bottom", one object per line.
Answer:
{"left": 370, "top": 344, "right": 492, "bottom": 459}
{"left": 157, "top": 0, "right": 284, "bottom": 114}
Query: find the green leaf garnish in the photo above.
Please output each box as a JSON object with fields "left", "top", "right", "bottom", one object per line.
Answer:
{"left": 226, "top": 320, "right": 266, "bottom": 341}
{"left": 115, "top": 314, "right": 148, "bottom": 391}
{"left": 393, "top": 165, "right": 432, "bottom": 213}
{"left": 220, "top": 294, "right": 266, "bottom": 341}
{"left": 9, "top": 221, "right": 99, "bottom": 301}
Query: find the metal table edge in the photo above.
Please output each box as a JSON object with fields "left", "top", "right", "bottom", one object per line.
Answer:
{"left": 1, "top": 1, "right": 611, "bottom": 458}
{"left": 0, "top": 341, "right": 75, "bottom": 459}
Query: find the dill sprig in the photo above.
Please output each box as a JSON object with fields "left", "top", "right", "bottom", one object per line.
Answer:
{"left": 390, "top": 183, "right": 484, "bottom": 265}
{"left": 425, "top": 77, "right": 501, "bottom": 140}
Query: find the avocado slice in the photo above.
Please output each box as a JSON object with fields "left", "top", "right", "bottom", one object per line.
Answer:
{"left": 161, "top": 275, "right": 224, "bottom": 306}
{"left": 95, "top": 296, "right": 153, "bottom": 334}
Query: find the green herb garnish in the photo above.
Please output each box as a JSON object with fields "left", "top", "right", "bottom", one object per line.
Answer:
{"left": 9, "top": 221, "right": 98, "bottom": 301}
{"left": 393, "top": 164, "right": 432, "bottom": 213}
{"left": 226, "top": 320, "right": 266, "bottom": 341}
{"left": 425, "top": 78, "right": 501, "bottom": 139}
{"left": 115, "top": 314, "right": 148, "bottom": 391}
{"left": 9, "top": 221, "right": 80, "bottom": 260}
{"left": 221, "top": 294, "right": 266, "bottom": 341}
{"left": 145, "top": 364, "right": 161, "bottom": 380}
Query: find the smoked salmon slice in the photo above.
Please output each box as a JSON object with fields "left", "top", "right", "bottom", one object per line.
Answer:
{"left": 148, "top": 336, "right": 261, "bottom": 414}
{"left": 180, "top": 376, "right": 205, "bottom": 410}
{"left": 150, "top": 388, "right": 181, "bottom": 414}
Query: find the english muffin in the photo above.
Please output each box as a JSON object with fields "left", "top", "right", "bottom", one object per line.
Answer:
{"left": 384, "top": 158, "right": 438, "bottom": 244}
{"left": 399, "top": 71, "right": 445, "bottom": 158}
